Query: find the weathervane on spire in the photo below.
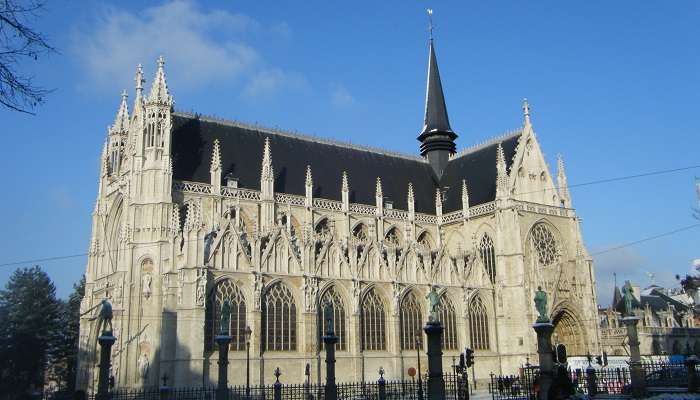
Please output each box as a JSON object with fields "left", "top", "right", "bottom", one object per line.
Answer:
{"left": 427, "top": 9, "right": 434, "bottom": 40}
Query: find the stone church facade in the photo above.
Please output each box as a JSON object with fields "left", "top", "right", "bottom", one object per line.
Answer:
{"left": 77, "top": 39, "right": 600, "bottom": 391}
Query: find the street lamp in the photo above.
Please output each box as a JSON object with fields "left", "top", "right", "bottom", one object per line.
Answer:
{"left": 245, "top": 326, "right": 252, "bottom": 399}
{"left": 415, "top": 331, "right": 424, "bottom": 400}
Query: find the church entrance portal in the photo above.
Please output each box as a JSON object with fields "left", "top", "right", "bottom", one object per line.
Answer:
{"left": 552, "top": 310, "right": 586, "bottom": 356}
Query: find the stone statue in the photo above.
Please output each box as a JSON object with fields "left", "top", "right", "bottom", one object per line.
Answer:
{"left": 323, "top": 302, "right": 334, "bottom": 335}
{"left": 137, "top": 353, "right": 150, "bottom": 381}
{"left": 92, "top": 299, "right": 113, "bottom": 334}
{"left": 142, "top": 274, "right": 152, "bottom": 299}
{"left": 426, "top": 286, "right": 441, "bottom": 322}
{"left": 220, "top": 299, "right": 231, "bottom": 335}
{"left": 622, "top": 281, "right": 635, "bottom": 317}
{"left": 534, "top": 286, "right": 549, "bottom": 323}
{"left": 203, "top": 228, "right": 218, "bottom": 265}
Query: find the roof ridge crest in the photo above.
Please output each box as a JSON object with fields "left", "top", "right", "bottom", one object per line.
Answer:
{"left": 174, "top": 111, "right": 427, "bottom": 163}
{"left": 450, "top": 129, "right": 522, "bottom": 160}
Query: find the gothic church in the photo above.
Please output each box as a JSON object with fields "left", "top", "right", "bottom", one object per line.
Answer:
{"left": 77, "top": 36, "right": 600, "bottom": 391}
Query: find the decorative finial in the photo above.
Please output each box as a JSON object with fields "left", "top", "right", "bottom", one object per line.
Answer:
{"left": 121, "top": 89, "right": 128, "bottom": 101}
{"left": 523, "top": 98, "right": 531, "bottom": 126}
{"left": 305, "top": 165, "right": 312, "bottom": 186}
{"left": 376, "top": 177, "right": 383, "bottom": 198}
{"left": 342, "top": 171, "right": 349, "bottom": 192}
{"left": 427, "top": 9, "right": 434, "bottom": 40}
{"left": 135, "top": 64, "right": 145, "bottom": 95}
{"left": 157, "top": 55, "right": 165, "bottom": 69}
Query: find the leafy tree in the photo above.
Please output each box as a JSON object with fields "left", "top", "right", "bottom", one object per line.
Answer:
{"left": 0, "top": 266, "right": 61, "bottom": 398}
{"left": 51, "top": 276, "right": 85, "bottom": 392}
{"left": 0, "top": 0, "right": 55, "bottom": 114}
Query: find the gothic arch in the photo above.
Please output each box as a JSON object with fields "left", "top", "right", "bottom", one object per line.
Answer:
{"left": 205, "top": 278, "right": 247, "bottom": 351}
{"left": 416, "top": 229, "right": 434, "bottom": 249}
{"left": 317, "top": 284, "right": 348, "bottom": 351}
{"left": 383, "top": 225, "right": 403, "bottom": 246}
{"left": 360, "top": 286, "right": 387, "bottom": 351}
{"left": 399, "top": 290, "right": 424, "bottom": 350}
{"left": 444, "top": 230, "right": 465, "bottom": 257}
{"left": 352, "top": 221, "right": 370, "bottom": 242}
{"left": 314, "top": 216, "right": 332, "bottom": 237}
{"left": 551, "top": 304, "right": 587, "bottom": 356}
{"left": 437, "top": 291, "right": 459, "bottom": 350}
{"left": 103, "top": 196, "right": 124, "bottom": 276}
{"left": 261, "top": 281, "right": 298, "bottom": 352}
{"left": 468, "top": 293, "right": 492, "bottom": 351}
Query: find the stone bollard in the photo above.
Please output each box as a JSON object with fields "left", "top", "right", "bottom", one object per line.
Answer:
{"left": 532, "top": 322, "right": 554, "bottom": 400}
{"left": 586, "top": 365, "right": 597, "bottom": 397}
{"left": 378, "top": 367, "right": 386, "bottom": 400}
{"left": 424, "top": 319, "right": 446, "bottom": 400}
{"left": 215, "top": 335, "right": 232, "bottom": 400}
{"left": 273, "top": 367, "right": 282, "bottom": 400}
{"left": 621, "top": 317, "right": 646, "bottom": 398}
{"left": 96, "top": 331, "right": 116, "bottom": 400}
{"left": 686, "top": 355, "right": 699, "bottom": 393}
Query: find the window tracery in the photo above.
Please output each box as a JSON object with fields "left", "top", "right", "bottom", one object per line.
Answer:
{"left": 531, "top": 224, "right": 558, "bottom": 267}
{"left": 353, "top": 223, "right": 369, "bottom": 242}
{"left": 262, "top": 282, "right": 297, "bottom": 351}
{"left": 417, "top": 231, "right": 433, "bottom": 249}
{"left": 205, "top": 279, "right": 247, "bottom": 351}
{"left": 438, "top": 295, "right": 458, "bottom": 350}
{"left": 400, "top": 292, "right": 423, "bottom": 350}
{"left": 479, "top": 234, "right": 496, "bottom": 284}
{"left": 319, "top": 287, "right": 346, "bottom": 351}
{"left": 384, "top": 227, "right": 402, "bottom": 246}
{"left": 361, "top": 288, "right": 386, "bottom": 351}
{"left": 469, "top": 296, "right": 490, "bottom": 350}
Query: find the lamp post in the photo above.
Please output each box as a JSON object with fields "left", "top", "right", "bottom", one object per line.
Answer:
{"left": 245, "top": 326, "right": 252, "bottom": 399}
{"left": 415, "top": 332, "right": 424, "bottom": 400}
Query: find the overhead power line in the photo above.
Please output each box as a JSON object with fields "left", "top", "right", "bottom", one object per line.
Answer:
{"left": 591, "top": 223, "right": 700, "bottom": 256}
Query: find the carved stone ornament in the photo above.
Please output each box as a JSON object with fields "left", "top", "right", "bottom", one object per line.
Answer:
{"left": 195, "top": 269, "right": 206, "bottom": 307}
{"left": 142, "top": 274, "right": 152, "bottom": 299}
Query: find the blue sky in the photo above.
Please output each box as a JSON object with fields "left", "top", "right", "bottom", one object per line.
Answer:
{"left": 1, "top": 1, "right": 698, "bottom": 305}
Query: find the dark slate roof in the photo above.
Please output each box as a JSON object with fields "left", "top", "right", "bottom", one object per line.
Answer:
{"left": 170, "top": 112, "right": 520, "bottom": 215}
{"left": 440, "top": 133, "right": 520, "bottom": 213}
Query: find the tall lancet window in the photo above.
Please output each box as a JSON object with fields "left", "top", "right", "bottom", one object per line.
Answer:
{"left": 205, "top": 279, "right": 247, "bottom": 351}
{"left": 438, "top": 295, "right": 458, "bottom": 350}
{"left": 361, "top": 288, "right": 386, "bottom": 351}
{"left": 479, "top": 234, "right": 496, "bottom": 283}
{"left": 262, "top": 283, "right": 297, "bottom": 351}
{"left": 319, "top": 286, "right": 347, "bottom": 351}
{"left": 400, "top": 292, "right": 423, "bottom": 350}
{"left": 145, "top": 112, "right": 156, "bottom": 148}
{"left": 469, "top": 296, "right": 490, "bottom": 350}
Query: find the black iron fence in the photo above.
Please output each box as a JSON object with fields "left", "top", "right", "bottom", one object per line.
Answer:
{"left": 489, "top": 360, "right": 700, "bottom": 400}
{"left": 97, "top": 372, "right": 468, "bottom": 400}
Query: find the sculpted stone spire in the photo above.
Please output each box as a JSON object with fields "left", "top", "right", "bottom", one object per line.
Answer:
{"left": 407, "top": 183, "right": 415, "bottom": 216}
{"left": 523, "top": 98, "right": 531, "bottom": 128}
{"left": 305, "top": 165, "right": 313, "bottom": 208}
{"left": 557, "top": 154, "right": 571, "bottom": 208}
{"left": 147, "top": 56, "right": 172, "bottom": 105}
{"left": 375, "top": 177, "right": 384, "bottom": 215}
{"left": 461, "top": 179, "right": 470, "bottom": 218}
{"left": 341, "top": 171, "right": 349, "bottom": 212}
{"left": 210, "top": 139, "right": 222, "bottom": 192}
{"left": 111, "top": 90, "right": 130, "bottom": 134}
{"left": 496, "top": 142, "right": 509, "bottom": 199}
{"left": 261, "top": 137, "right": 274, "bottom": 181}
{"left": 435, "top": 188, "right": 443, "bottom": 217}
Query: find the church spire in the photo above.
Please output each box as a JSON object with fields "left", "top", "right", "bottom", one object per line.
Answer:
{"left": 148, "top": 56, "right": 172, "bottom": 105}
{"left": 417, "top": 10, "right": 457, "bottom": 179}
{"left": 557, "top": 154, "right": 571, "bottom": 208}
{"left": 496, "top": 142, "right": 509, "bottom": 199}
{"left": 523, "top": 98, "right": 531, "bottom": 128}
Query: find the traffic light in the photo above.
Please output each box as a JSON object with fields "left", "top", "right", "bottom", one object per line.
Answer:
{"left": 459, "top": 353, "right": 466, "bottom": 370}
{"left": 465, "top": 348, "right": 475, "bottom": 368}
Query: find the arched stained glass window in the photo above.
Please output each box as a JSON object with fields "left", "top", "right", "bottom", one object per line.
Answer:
{"left": 438, "top": 295, "right": 458, "bottom": 350}
{"left": 400, "top": 292, "right": 423, "bottom": 350}
{"left": 479, "top": 234, "right": 496, "bottom": 284}
{"left": 361, "top": 289, "right": 386, "bottom": 351}
{"left": 205, "top": 279, "right": 247, "bottom": 351}
{"left": 319, "top": 287, "right": 347, "bottom": 351}
{"left": 469, "top": 296, "right": 490, "bottom": 350}
{"left": 262, "top": 283, "right": 297, "bottom": 352}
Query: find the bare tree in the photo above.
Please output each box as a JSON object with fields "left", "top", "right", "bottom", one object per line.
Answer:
{"left": 0, "top": 0, "right": 55, "bottom": 114}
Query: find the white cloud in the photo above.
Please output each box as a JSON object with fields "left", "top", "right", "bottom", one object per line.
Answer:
{"left": 72, "top": 1, "right": 296, "bottom": 97}
{"left": 330, "top": 83, "right": 356, "bottom": 108}
{"left": 244, "top": 68, "right": 307, "bottom": 98}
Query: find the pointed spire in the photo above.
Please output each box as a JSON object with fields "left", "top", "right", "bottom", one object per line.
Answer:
{"left": 305, "top": 165, "right": 313, "bottom": 187}
{"left": 261, "top": 137, "right": 273, "bottom": 181}
{"left": 111, "top": 90, "right": 130, "bottom": 134}
{"left": 461, "top": 179, "right": 470, "bottom": 218}
{"left": 417, "top": 24, "right": 457, "bottom": 178}
{"left": 135, "top": 64, "right": 145, "bottom": 98}
{"left": 557, "top": 154, "right": 571, "bottom": 207}
{"left": 407, "top": 183, "right": 415, "bottom": 213}
{"left": 435, "top": 188, "right": 443, "bottom": 216}
{"left": 523, "top": 98, "right": 531, "bottom": 128}
{"left": 305, "top": 165, "right": 313, "bottom": 208}
{"left": 342, "top": 171, "right": 349, "bottom": 193}
{"left": 496, "top": 142, "right": 509, "bottom": 199}
{"left": 375, "top": 177, "right": 383, "bottom": 199}
{"left": 341, "top": 171, "right": 349, "bottom": 213}
{"left": 210, "top": 139, "right": 221, "bottom": 173}
{"left": 148, "top": 56, "right": 172, "bottom": 105}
